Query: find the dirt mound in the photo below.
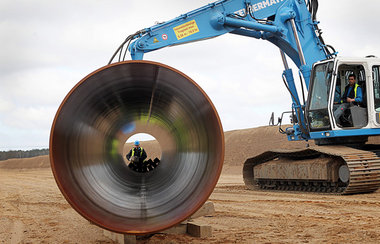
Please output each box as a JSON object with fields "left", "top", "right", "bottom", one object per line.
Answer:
{"left": 0, "top": 155, "right": 50, "bottom": 169}
{"left": 224, "top": 125, "right": 309, "bottom": 166}
{"left": 222, "top": 125, "right": 310, "bottom": 174}
{"left": 367, "top": 135, "right": 380, "bottom": 144}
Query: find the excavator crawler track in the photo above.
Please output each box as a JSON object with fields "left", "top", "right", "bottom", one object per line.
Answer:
{"left": 243, "top": 145, "right": 380, "bottom": 194}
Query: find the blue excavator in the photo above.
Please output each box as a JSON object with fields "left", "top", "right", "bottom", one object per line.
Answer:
{"left": 50, "top": 0, "right": 380, "bottom": 234}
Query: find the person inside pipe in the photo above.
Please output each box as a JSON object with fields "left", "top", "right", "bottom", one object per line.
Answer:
{"left": 126, "top": 140, "right": 147, "bottom": 172}
{"left": 126, "top": 140, "right": 161, "bottom": 172}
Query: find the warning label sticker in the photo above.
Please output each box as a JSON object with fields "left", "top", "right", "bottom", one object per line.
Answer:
{"left": 173, "top": 20, "right": 199, "bottom": 40}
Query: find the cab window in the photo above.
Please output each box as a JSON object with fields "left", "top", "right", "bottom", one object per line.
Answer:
{"left": 307, "top": 62, "right": 333, "bottom": 130}
{"left": 373, "top": 66, "right": 380, "bottom": 111}
{"left": 333, "top": 64, "right": 367, "bottom": 128}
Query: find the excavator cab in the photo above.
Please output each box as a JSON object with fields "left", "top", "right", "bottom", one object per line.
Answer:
{"left": 307, "top": 57, "right": 380, "bottom": 137}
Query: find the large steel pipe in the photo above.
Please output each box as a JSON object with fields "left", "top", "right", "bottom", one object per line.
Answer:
{"left": 49, "top": 60, "right": 224, "bottom": 234}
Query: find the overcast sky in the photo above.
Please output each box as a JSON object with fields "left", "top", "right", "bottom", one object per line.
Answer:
{"left": 1, "top": 0, "right": 380, "bottom": 150}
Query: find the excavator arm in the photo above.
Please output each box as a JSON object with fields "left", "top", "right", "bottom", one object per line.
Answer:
{"left": 123, "top": 0, "right": 331, "bottom": 83}
{"left": 111, "top": 0, "right": 332, "bottom": 140}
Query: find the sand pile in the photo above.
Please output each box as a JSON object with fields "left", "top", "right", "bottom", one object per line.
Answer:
{"left": 0, "top": 155, "right": 50, "bottom": 169}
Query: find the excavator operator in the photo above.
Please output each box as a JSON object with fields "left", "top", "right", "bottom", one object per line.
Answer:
{"left": 334, "top": 74, "right": 363, "bottom": 126}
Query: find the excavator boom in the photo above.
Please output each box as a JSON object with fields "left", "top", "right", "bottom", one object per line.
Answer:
{"left": 127, "top": 0, "right": 330, "bottom": 70}
{"left": 111, "top": 0, "right": 336, "bottom": 142}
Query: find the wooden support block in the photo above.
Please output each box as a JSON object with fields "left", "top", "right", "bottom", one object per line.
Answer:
{"left": 161, "top": 201, "right": 215, "bottom": 234}
{"left": 103, "top": 229, "right": 136, "bottom": 244}
{"left": 187, "top": 223, "right": 212, "bottom": 238}
{"left": 189, "top": 201, "right": 215, "bottom": 219}
{"left": 160, "top": 222, "right": 188, "bottom": 234}
{"left": 124, "top": 235, "right": 137, "bottom": 244}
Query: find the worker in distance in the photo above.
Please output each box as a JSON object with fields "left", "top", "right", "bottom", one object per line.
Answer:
{"left": 126, "top": 140, "right": 147, "bottom": 169}
{"left": 126, "top": 140, "right": 160, "bottom": 173}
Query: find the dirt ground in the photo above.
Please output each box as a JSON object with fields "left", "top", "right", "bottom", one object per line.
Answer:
{"left": 2, "top": 126, "right": 380, "bottom": 243}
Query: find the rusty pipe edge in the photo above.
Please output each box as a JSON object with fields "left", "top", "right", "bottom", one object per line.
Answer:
{"left": 49, "top": 60, "right": 224, "bottom": 234}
